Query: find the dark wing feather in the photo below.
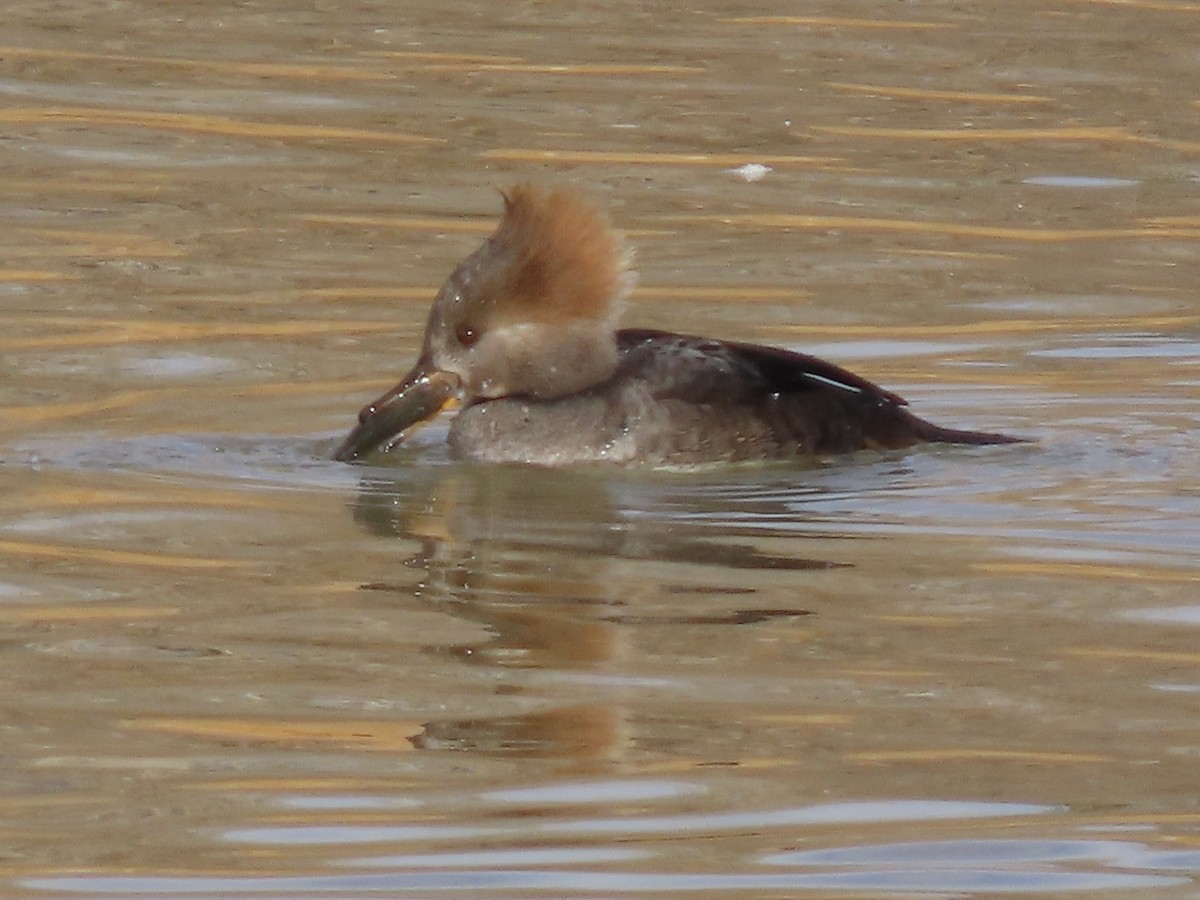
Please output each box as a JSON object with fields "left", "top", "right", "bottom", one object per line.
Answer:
{"left": 616, "top": 328, "right": 906, "bottom": 406}
{"left": 615, "top": 329, "right": 1023, "bottom": 452}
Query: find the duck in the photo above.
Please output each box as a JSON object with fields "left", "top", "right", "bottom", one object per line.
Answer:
{"left": 333, "top": 184, "right": 1024, "bottom": 466}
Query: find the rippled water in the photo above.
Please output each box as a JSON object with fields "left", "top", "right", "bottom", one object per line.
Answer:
{"left": 3, "top": 0, "right": 1200, "bottom": 897}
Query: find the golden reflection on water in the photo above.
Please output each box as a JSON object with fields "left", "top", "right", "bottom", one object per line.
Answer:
{"left": 0, "top": 45, "right": 401, "bottom": 80}
{"left": 827, "top": 82, "right": 1055, "bottom": 105}
{"left": 428, "top": 63, "right": 705, "bottom": 75}
{"left": 677, "top": 211, "right": 1200, "bottom": 242}
{"left": 479, "top": 148, "right": 848, "bottom": 168}
{"left": 0, "top": 268, "right": 81, "bottom": 282}
{"left": 980, "top": 560, "right": 1200, "bottom": 584}
{"left": 723, "top": 16, "right": 954, "bottom": 29}
{"left": 847, "top": 749, "right": 1113, "bottom": 764}
{"left": 18, "top": 227, "right": 185, "bottom": 259}
{"left": 0, "top": 316, "right": 400, "bottom": 352}
{"left": 0, "top": 106, "right": 444, "bottom": 145}
{"left": 816, "top": 123, "right": 1200, "bottom": 155}
{"left": 0, "top": 537, "right": 255, "bottom": 570}
{"left": 0, "top": 390, "right": 163, "bottom": 424}
{"left": 128, "top": 717, "right": 425, "bottom": 753}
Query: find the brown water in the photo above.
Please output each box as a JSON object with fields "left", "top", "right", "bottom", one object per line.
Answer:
{"left": 3, "top": 1, "right": 1200, "bottom": 896}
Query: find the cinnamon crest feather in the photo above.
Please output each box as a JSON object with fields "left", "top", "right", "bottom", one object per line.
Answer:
{"left": 472, "top": 183, "right": 635, "bottom": 327}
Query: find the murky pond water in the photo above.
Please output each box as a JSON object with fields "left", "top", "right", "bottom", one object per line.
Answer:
{"left": 3, "top": 1, "right": 1199, "bottom": 896}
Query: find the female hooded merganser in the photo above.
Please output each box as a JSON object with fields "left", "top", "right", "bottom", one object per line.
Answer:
{"left": 334, "top": 184, "right": 1023, "bottom": 466}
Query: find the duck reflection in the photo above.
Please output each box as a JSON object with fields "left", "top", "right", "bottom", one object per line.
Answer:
{"left": 347, "top": 463, "right": 835, "bottom": 758}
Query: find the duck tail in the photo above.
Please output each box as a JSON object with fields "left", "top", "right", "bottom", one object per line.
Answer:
{"left": 909, "top": 416, "right": 1029, "bottom": 446}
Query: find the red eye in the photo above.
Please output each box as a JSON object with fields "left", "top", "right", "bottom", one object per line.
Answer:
{"left": 455, "top": 323, "right": 480, "bottom": 347}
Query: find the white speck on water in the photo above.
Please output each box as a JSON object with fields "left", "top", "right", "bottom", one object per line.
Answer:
{"left": 728, "top": 163, "right": 772, "bottom": 182}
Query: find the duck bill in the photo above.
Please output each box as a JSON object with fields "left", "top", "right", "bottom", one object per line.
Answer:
{"left": 333, "top": 363, "right": 462, "bottom": 462}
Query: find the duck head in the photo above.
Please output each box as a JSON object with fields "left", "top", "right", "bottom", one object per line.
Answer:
{"left": 334, "top": 184, "right": 635, "bottom": 462}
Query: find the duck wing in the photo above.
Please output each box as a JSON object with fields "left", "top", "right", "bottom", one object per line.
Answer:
{"left": 615, "top": 329, "right": 1022, "bottom": 451}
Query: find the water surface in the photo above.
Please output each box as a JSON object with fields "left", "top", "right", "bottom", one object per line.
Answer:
{"left": 2, "top": 1, "right": 1199, "bottom": 896}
